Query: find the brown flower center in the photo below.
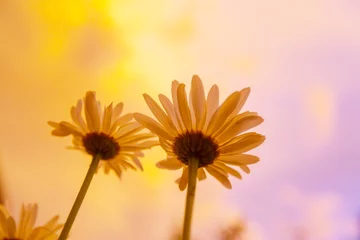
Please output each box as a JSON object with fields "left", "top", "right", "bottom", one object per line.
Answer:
{"left": 3, "top": 238, "right": 21, "bottom": 240}
{"left": 82, "top": 132, "right": 120, "bottom": 160}
{"left": 172, "top": 131, "right": 219, "bottom": 167}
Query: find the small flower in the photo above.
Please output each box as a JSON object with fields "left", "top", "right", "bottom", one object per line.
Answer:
{"left": 48, "top": 91, "right": 158, "bottom": 178}
{"left": 134, "top": 75, "right": 265, "bottom": 190}
{"left": 0, "top": 203, "right": 62, "bottom": 240}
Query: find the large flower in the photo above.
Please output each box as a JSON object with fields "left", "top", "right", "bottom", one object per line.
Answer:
{"left": 134, "top": 75, "right": 265, "bottom": 190}
{"left": 0, "top": 203, "right": 62, "bottom": 240}
{"left": 48, "top": 91, "right": 158, "bottom": 178}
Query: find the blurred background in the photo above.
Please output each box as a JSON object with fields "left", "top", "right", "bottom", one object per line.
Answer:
{"left": 0, "top": 0, "right": 359, "bottom": 239}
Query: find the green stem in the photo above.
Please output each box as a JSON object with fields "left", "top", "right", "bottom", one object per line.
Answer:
{"left": 182, "top": 157, "right": 199, "bottom": 240}
{"left": 58, "top": 154, "right": 101, "bottom": 240}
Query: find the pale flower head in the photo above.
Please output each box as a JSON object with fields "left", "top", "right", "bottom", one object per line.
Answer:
{"left": 0, "top": 203, "right": 62, "bottom": 240}
{"left": 134, "top": 75, "right": 265, "bottom": 190}
{"left": 48, "top": 91, "right": 158, "bottom": 178}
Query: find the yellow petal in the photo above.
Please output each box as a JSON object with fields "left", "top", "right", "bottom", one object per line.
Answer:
{"left": 206, "top": 91, "right": 241, "bottom": 135}
{"left": 158, "top": 94, "right": 181, "bottom": 132}
{"left": 70, "top": 99, "right": 87, "bottom": 133}
{"left": 190, "top": 75, "right": 206, "bottom": 130}
{"left": 228, "top": 87, "right": 251, "bottom": 119}
{"left": 84, "top": 91, "right": 101, "bottom": 131}
{"left": 120, "top": 160, "right": 137, "bottom": 170}
{"left": 114, "top": 123, "right": 143, "bottom": 139}
{"left": 59, "top": 122, "right": 83, "bottom": 137}
{"left": 107, "top": 161, "right": 123, "bottom": 178}
{"left": 205, "top": 166, "right": 232, "bottom": 189}
{"left": 240, "top": 165, "right": 251, "bottom": 174}
{"left": 205, "top": 85, "right": 219, "bottom": 129}
{"left": 102, "top": 103, "right": 113, "bottom": 134}
{"left": 179, "top": 167, "right": 189, "bottom": 191}
{"left": 143, "top": 94, "right": 178, "bottom": 136}
{"left": 133, "top": 113, "right": 174, "bottom": 141}
{"left": 214, "top": 162, "right": 242, "bottom": 179}
{"left": 109, "top": 113, "right": 133, "bottom": 135}
{"left": 0, "top": 210, "right": 9, "bottom": 236}
{"left": 171, "top": 80, "right": 185, "bottom": 131}
{"left": 112, "top": 102, "right": 124, "bottom": 122}
{"left": 117, "top": 133, "right": 155, "bottom": 145}
{"left": 177, "top": 84, "right": 192, "bottom": 130}
{"left": 216, "top": 113, "right": 264, "bottom": 144}
{"left": 6, "top": 217, "right": 16, "bottom": 238}
{"left": 156, "top": 158, "right": 183, "bottom": 170}
{"left": 219, "top": 133, "right": 265, "bottom": 154}
{"left": 130, "top": 157, "right": 144, "bottom": 171}
{"left": 48, "top": 121, "right": 71, "bottom": 136}
{"left": 197, "top": 168, "right": 206, "bottom": 181}
{"left": 159, "top": 138, "right": 173, "bottom": 153}
{"left": 217, "top": 154, "right": 260, "bottom": 165}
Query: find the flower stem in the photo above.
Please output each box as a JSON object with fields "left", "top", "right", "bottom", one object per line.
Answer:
{"left": 58, "top": 154, "right": 101, "bottom": 240}
{"left": 182, "top": 157, "right": 199, "bottom": 240}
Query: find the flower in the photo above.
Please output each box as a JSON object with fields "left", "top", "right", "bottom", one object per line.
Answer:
{"left": 48, "top": 91, "right": 158, "bottom": 178}
{"left": 134, "top": 75, "right": 265, "bottom": 190}
{"left": 0, "top": 203, "right": 62, "bottom": 240}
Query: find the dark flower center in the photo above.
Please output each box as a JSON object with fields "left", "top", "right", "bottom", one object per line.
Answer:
{"left": 172, "top": 131, "right": 219, "bottom": 167}
{"left": 3, "top": 238, "right": 21, "bottom": 240}
{"left": 82, "top": 132, "right": 120, "bottom": 160}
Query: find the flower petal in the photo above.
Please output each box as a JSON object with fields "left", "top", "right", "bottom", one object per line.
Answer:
{"left": 58, "top": 122, "right": 82, "bottom": 137}
{"left": 219, "top": 133, "right": 265, "bottom": 154}
{"left": 6, "top": 217, "right": 16, "bottom": 238}
{"left": 206, "top": 91, "right": 241, "bottom": 135}
{"left": 205, "top": 166, "right": 232, "bottom": 189}
{"left": 117, "top": 133, "right": 154, "bottom": 145}
{"left": 214, "top": 162, "right": 242, "bottom": 179}
{"left": 205, "top": 84, "right": 219, "bottom": 129}
{"left": 156, "top": 158, "right": 183, "bottom": 170}
{"left": 143, "top": 94, "right": 178, "bottom": 135}
{"left": 102, "top": 103, "right": 113, "bottom": 134}
{"left": 107, "top": 161, "right": 123, "bottom": 178}
{"left": 217, "top": 154, "right": 260, "bottom": 165}
{"left": 109, "top": 113, "right": 133, "bottom": 135}
{"left": 84, "top": 91, "right": 101, "bottom": 131}
{"left": 216, "top": 112, "right": 264, "bottom": 144}
{"left": 48, "top": 121, "right": 72, "bottom": 136}
{"left": 197, "top": 168, "right": 206, "bottom": 181}
{"left": 131, "top": 157, "right": 144, "bottom": 171}
{"left": 159, "top": 138, "right": 173, "bottom": 153}
{"left": 240, "top": 165, "right": 251, "bottom": 174}
{"left": 133, "top": 113, "right": 174, "bottom": 141}
{"left": 228, "top": 87, "right": 250, "bottom": 119}
{"left": 190, "top": 75, "right": 206, "bottom": 130}
{"left": 172, "top": 80, "right": 186, "bottom": 131}
{"left": 177, "top": 84, "right": 192, "bottom": 130}
{"left": 112, "top": 102, "right": 124, "bottom": 122}
{"left": 70, "top": 99, "right": 87, "bottom": 133}
{"left": 179, "top": 167, "right": 189, "bottom": 191}
{"left": 158, "top": 94, "right": 181, "bottom": 132}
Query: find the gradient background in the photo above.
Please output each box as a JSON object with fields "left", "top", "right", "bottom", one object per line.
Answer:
{"left": 0, "top": 0, "right": 359, "bottom": 239}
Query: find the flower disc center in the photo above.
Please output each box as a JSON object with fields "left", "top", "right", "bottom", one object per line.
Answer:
{"left": 82, "top": 132, "right": 120, "bottom": 160}
{"left": 173, "top": 131, "right": 219, "bottom": 167}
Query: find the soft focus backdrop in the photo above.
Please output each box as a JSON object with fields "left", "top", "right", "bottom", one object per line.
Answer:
{"left": 0, "top": 0, "right": 359, "bottom": 239}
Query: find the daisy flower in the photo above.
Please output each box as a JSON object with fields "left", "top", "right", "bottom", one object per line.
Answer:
{"left": 0, "top": 203, "right": 62, "bottom": 240}
{"left": 48, "top": 91, "right": 158, "bottom": 240}
{"left": 48, "top": 91, "right": 158, "bottom": 178}
{"left": 134, "top": 75, "right": 265, "bottom": 190}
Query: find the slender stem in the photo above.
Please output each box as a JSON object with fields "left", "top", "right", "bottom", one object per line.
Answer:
{"left": 58, "top": 154, "right": 101, "bottom": 240}
{"left": 182, "top": 157, "right": 199, "bottom": 240}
